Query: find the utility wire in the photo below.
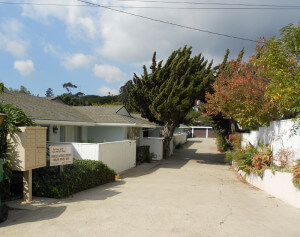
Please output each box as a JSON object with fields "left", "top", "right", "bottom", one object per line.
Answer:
{"left": 0, "top": 1, "right": 299, "bottom": 10}
{"left": 110, "top": 0, "right": 300, "bottom": 8}
{"left": 77, "top": 0, "right": 257, "bottom": 42}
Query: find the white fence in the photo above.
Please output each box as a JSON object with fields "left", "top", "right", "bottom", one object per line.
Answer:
{"left": 48, "top": 140, "right": 136, "bottom": 173}
{"left": 143, "top": 137, "right": 164, "bottom": 160}
{"left": 242, "top": 119, "right": 300, "bottom": 162}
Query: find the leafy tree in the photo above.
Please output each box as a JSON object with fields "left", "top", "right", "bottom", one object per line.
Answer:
{"left": 0, "top": 82, "right": 5, "bottom": 92}
{"left": 201, "top": 49, "right": 245, "bottom": 148}
{"left": 63, "top": 82, "right": 77, "bottom": 94}
{"left": 74, "top": 92, "right": 85, "bottom": 98}
{"left": 45, "top": 88, "right": 54, "bottom": 97}
{"left": 59, "top": 93, "right": 121, "bottom": 106}
{"left": 9, "top": 85, "right": 31, "bottom": 95}
{"left": 59, "top": 93, "right": 79, "bottom": 106}
{"left": 130, "top": 46, "right": 214, "bottom": 157}
{"left": 120, "top": 81, "right": 135, "bottom": 111}
{"left": 206, "top": 55, "right": 279, "bottom": 129}
{"left": 254, "top": 23, "right": 300, "bottom": 118}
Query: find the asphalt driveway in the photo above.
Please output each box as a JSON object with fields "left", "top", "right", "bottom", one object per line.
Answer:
{"left": 1, "top": 138, "right": 300, "bottom": 237}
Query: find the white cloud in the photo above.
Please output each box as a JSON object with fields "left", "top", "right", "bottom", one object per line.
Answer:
{"left": 0, "top": 18, "right": 29, "bottom": 58}
{"left": 97, "top": 1, "right": 299, "bottom": 65}
{"left": 19, "top": 0, "right": 299, "bottom": 66}
{"left": 93, "top": 64, "right": 126, "bottom": 83}
{"left": 98, "top": 86, "right": 119, "bottom": 96}
{"left": 21, "top": 0, "right": 98, "bottom": 39}
{"left": 62, "top": 53, "right": 95, "bottom": 70}
{"left": 43, "top": 42, "right": 60, "bottom": 56}
{"left": 14, "top": 60, "right": 35, "bottom": 76}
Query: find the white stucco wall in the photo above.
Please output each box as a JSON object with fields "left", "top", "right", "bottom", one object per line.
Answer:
{"left": 173, "top": 133, "right": 187, "bottom": 146}
{"left": 87, "top": 126, "right": 127, "bottom": 143}
{"left": 143, "top": 137, "right": 164, "bottom": 160}
{"left": 242, "top": 119, "right": 300, "bottom": 162}
{"left": 99, "top": 140, "right": 136, "bottom": 173}
{"left": 49, "top": 140, "right": 136, "bottom": 173}
{"left": 235, "top": 166, "right": 300, "bottom": 209}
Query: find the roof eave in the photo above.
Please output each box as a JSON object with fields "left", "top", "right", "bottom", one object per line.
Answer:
{"left": 34, "top": 119, "right": 158, "bottom": 128}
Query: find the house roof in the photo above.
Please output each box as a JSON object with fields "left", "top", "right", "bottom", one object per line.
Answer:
{"left": 0, "top": 91, "right": 94, "bottom": 122}
{"left": 0, "top": 91, "right": 157, "bottom": 127}
{"left": 44, "top": 96, "right": 66, "bottom": 104}
{"left": 73, "top": 106, "right": 157, "bottom": 127}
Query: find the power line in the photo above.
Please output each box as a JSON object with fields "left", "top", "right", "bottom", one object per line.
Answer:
{"left": 0, "top": 1, "right": 299, "bottom": 10}
{"left": 77, "top": 0, "right": 258, "bottom": 43}
{"left": 111, "top": 0, "right": 300, "bottom": 8}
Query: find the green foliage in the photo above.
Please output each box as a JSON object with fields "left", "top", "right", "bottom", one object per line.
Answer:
{"left": 87, "top": 138, "right": 94, "bottom": 143}
{"left": 228, "top": 133, "right": 242, "bottom": 151}
{"left": 0, "top": 104, "right": 35, "bottom": 199}
{"left": 229, "top": 142, "right": 273, "bottom": 176}
{"left": 292, "top": 160, "right": 300, "bottom": 188}
{"left": 59, "top": 93, "right": 122, "bottom": 106}
{"left": 215, "top": 131, "right": 231, "bottom": 152}
{"left": 252, "top": 149, "right": 273, "bottom": 174}
{"left": 231, "top": 144, "right": 259, "bottom": 174}
{"left": 136, "top": 146, "right": 155, "bottom": 163}
{"left": 255, "top": 23, "right": 300, "bottom": 118}
{"left": 9, "top": 85, "right": 32, "bottom": 95}
{"left": 45, "top": 88, "right": 54, "bottom": 97}
{"left": 0, "top": 82, "right": 5, "bottom": 91}
{"left": 184, "top": 109, "right": 204, "bottom": 126}
{"left": 206, "top": 56, "right": 279, "bottom": 130}
{"left": 225, "top": 150, "right": 238, "bottom": 164}
{"left": 33, "top": 160, "right": 116, "bottom": 199}
{"left": 119, "top": 81, "right": 136, "bottom": 112}
{"left": 130, "top": 46, "right": 214, "bottom": 157}
{"left": 63, "top": 82, "right": 78, "bottom": 94}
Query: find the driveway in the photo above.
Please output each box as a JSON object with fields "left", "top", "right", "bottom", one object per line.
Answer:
{"left": 1, "top": 138, "right": 300, "bottom": 236}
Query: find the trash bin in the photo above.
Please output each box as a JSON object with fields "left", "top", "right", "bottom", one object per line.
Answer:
{"left": 0, "top": 158, "right": 8, "bottom": 223}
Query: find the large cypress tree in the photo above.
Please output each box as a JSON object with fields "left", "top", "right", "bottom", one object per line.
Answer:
{"left": 130, "top": 46, "right": 214, "bottom": 157}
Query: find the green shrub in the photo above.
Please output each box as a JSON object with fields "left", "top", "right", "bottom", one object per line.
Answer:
{"left": 136, "top": 146, "right": 149, "bottom": 163}
{"left": 292, "top": 160, "right": 300, "bottom": 189}
{"left": 228, "top": 133, "right": 242, "bottom": 150}
{"left": 0, "top": 104, "right": 35, "bottom": 200}
{"left": 32, "top": 160, "right": 116, "bottom": 199}
{"left": 230, "top": 144, "right": 259, "bottom": 174}
{"left": 215, "top": 132, "right": 231, "bottom": 152}
{"left": 225, "top": 151, "right": 236, "bottom": 164}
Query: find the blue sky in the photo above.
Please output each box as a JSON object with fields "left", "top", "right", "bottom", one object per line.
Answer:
{"left": 0, "top": 0, "right": 299, "bottom": 97}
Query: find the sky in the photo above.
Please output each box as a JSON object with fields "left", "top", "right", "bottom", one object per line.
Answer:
{"left": 0, "top": 0, "right": 299, "bottom": 97}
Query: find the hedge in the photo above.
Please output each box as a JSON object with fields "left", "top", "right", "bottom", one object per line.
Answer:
{"left": 33, "top": 160, "right": 116, "bottom": 199}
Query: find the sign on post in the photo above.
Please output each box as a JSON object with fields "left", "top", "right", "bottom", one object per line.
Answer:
{"left": 50, "top": 145, "right": 73, "bottom": 166}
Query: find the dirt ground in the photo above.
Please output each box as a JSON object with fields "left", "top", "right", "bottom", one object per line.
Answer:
{"left": 1, "top": 138, "right": 300, "bottom": 237}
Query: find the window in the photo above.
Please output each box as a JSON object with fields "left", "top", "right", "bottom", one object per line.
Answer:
{"left": 60, "top": 126, "right": 82, "bottom": 142}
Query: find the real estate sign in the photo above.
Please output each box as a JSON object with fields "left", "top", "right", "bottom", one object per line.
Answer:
{"left": 50, "top": 145, "right": 73, "bottom": 166}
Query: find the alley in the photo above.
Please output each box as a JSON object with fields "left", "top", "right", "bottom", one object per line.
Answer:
{"left": 1, "top": 138, "right": 300, "bottom": 236}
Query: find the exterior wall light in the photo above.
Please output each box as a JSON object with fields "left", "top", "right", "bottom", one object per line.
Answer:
{"left": 0, "top": 113, "right": 6, "bottom": 125}
{"left": 52, "top": 125, "right": 58, "bottom": 134}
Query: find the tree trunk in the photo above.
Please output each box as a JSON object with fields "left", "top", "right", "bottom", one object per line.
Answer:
{"left": 163, "top": 123, "right": 176, "bottom": 159}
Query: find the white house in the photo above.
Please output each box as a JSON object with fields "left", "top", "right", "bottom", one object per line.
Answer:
{"left": 0, "top": 91, "right": 187, "bottom": 171}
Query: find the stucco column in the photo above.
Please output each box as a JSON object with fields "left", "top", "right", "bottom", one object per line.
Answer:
{"left": 23, "top": 169, "right": 32, "bottom": 202}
